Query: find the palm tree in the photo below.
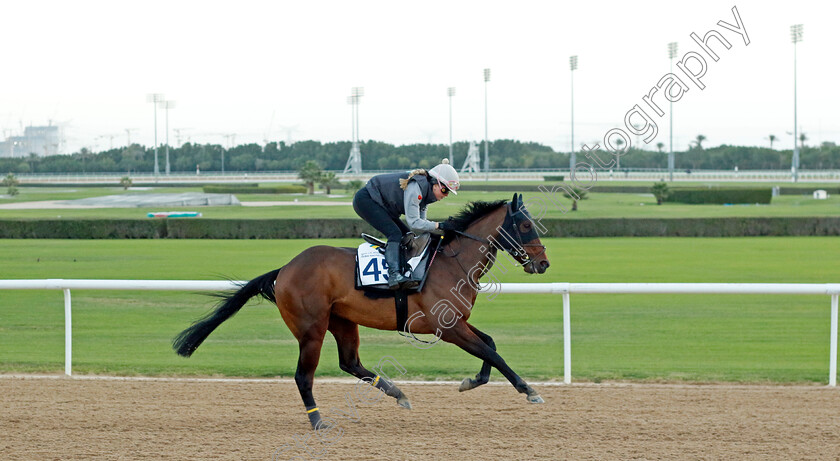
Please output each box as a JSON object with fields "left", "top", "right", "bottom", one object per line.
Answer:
{"left": 562, "top": 186, "right": 588, "bottom": 211}
{"left": 656, "top": 142, "right": 664, "bottom": 153}
{"left": 650, "top": 181, "right": 669, "bottom": 205}
{"left": 3, "top": 172, "right": 20, "bottom": 196}
{"left": 318, "top": 171, "right": 341, "bottom": 195}
{"left": 768, "top": 134, "right": 777, "bottom": 149}
{"left": 799, "top": 133, "right": 808, "bottom": 149}
{"left": 694, "top": 134, "right": 706, "bottom": 150}
{"left": 298, "top": 160, "right": 323, "bottom": 195}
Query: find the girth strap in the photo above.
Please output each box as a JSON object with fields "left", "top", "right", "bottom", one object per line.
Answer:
{"left": 395, "top": 290, "right": 409, "bottom": 332}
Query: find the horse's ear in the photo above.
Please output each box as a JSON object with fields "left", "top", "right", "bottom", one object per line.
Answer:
{"left": 511, "top": 193, "right": 519, "bottom": 211}
{"left": 517, "top": 194, "right": 524, "bottom": 208}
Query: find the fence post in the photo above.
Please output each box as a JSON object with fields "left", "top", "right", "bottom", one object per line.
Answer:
{"left": 64, "top": 288, "right": 72, "bottom": 377}
{"left": 830, "top": 294, "right": 838, "bottom": 387}
{"left": 563, "top": 292, "right": 571, "bottom": 384}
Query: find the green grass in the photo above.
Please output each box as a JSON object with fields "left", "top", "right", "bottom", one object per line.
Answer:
{"left": 1, "top": 237, "right": 838, "bottom": 383}
{"left": 1, "top": 186, "right": 838, "bottom": 219}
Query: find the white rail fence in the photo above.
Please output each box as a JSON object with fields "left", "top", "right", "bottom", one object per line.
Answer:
{"left": 1, "top": 280, "right": 838, "bottom": 386}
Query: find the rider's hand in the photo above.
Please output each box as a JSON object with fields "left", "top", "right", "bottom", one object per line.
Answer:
{"left": 438, "top": 220, "right": 455, "bottom": 232}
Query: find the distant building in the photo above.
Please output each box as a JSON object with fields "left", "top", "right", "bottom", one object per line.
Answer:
{"left": 0, "top": 125, "right": 61, "bottom": 158}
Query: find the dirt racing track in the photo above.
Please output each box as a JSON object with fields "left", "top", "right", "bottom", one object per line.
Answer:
{"left": 2, "top": 376, "right": 840, "bottom": 460}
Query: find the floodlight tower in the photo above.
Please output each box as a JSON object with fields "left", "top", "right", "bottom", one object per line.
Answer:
{"left": 667, "top": 43, "right": 677, "bottom": 181}
{"left": 448, "top": 87, "right": 456, "bottom": 164}
{"left": 353, "top": 86, "right": 363, "bottom": 143}
{"left": 146, "top": 93, "right": 165, "bottom": 176}
{"left": 159, "top": 100, "right": 176, "bottom": 175}
{"left": 569, "top": 56, "right": 578, "bottom": 174}
{"left": 124, "top": 128, "right": 137, "bottom": 146}
{"left": 343, "top": 87, "right": 364, "bottom": 174}
{"left": 791, "top": 24, "right": 803, "bottom": 182}
{"left": 483, "top": 68, "right": 490, "bottom": 180}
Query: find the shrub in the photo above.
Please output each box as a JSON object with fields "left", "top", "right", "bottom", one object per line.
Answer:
{"left": 543, "top": 175, "right": 564, "bottom": 181}
{"left": 345, "top": 179, "right": 364, "bottom": 192}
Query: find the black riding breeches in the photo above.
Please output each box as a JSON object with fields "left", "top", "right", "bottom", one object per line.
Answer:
{"left": 353, "top": 187, "right": 409, "bottom": 244}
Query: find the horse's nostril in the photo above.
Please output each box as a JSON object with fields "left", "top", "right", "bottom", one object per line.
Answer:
{"left": 540, "top": 260, "right": 550, "bottom": 270}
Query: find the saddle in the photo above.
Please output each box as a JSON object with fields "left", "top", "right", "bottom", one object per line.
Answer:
{"left": 361, "top": 232, "right": 431, "bottom": 260}
{"left": 355, "top": 232, "right": 439, "bottom": 295}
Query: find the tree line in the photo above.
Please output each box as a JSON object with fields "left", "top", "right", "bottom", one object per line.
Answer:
{"left": 2, "top": 139, "right": 839, "bottom": 174}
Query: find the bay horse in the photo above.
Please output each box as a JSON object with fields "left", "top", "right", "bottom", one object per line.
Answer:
{"left": 173, "top": 193, "right": 550, "bottom": 429}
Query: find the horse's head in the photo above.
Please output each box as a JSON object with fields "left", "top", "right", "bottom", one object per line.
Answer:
{"left": 498, "top": 193, "right": 550, "bottom": 274}
{"left": 444, "top": 196, "right": 550, "bottom": 274}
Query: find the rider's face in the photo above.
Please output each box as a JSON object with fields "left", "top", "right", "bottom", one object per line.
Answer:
{"left": 433, "top": 183, "right": 449, "bottom": 200}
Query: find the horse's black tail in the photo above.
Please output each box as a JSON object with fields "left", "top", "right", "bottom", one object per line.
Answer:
{"left": 173, "top": 268, "right": 281, "bottom": 357}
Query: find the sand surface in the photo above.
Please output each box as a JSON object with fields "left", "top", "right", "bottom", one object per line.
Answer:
{"left": 2, "top": 376, "right": 839, "bottom": 460}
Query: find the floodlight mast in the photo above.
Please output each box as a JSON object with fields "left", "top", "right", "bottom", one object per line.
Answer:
{"left": 667, "top": 43, "right": 678, "bottom": 182}
{"left": 352, "top": 87, "right": 364, "bottom": 143}
{"left": 159, "top": 100, "right": 176, "bottom": 175}
{"left": 343, "top": 87, "right": 364, "bottom": 174}
{"left": 146, "top": 93, "right": 165, "bottom": 176}
{"left": 483, "top": 68, "right": 490, "bottom": 181}
{"left": 791, "top": 24, "right": 803, "bottom": 183}
{"left": 448, "top": 87, "right": 455, "bottom": 164}
{"left": 569, "top": 56, "right": 578, "bottom": 175}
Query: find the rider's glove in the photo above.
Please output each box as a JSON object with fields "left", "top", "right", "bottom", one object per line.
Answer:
{"left": 438, "top": 220, "right": 456, "bottom": 232}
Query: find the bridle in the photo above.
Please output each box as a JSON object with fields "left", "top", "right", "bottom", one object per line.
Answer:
{"left": 443, "top": 202, "right": 546, "bottom": 273}
{"left": 498, "top": 202, "right": 547, "bottom": 268}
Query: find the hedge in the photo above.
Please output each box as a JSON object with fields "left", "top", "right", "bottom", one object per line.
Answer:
{"left": 0, "top": 219, "right": 167, "bottom": 239}
{"left": 452, "top": 184, "right": 839, "bottom": 195}
{"left": 664, "top": 188, "right": 772, "bottom": 204}
{"left": 202, "top": 185, "right": 307, "bottom": 194}
{"left": 20, "top": 183, "right": 260, "bottom": 188}
{"left": 538, "top": 217, "right": 840, "bottom": 237}
{"left": 1, "top": 217, "right": 837, "bottom": 239}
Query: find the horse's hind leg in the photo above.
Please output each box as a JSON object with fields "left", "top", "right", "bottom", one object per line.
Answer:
{"left": 328, "top": 314, "right": 412, "bottom": 409}
{"left": 459, "top": 323, "right": 495, "bottom": 392}
{"left": 294, "top": 323, "right": 329, "bottom": 429}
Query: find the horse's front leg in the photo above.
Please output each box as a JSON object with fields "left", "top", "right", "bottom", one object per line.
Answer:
{"left": 442, "top": 320, "right": 544, "bottom": 404}
{"left": 458, "top": 322, "right": 494, "bottom": 392}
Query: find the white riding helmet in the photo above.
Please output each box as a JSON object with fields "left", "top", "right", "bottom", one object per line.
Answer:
{"left": 428, "top": 159, "right": 460, "bottom": 195}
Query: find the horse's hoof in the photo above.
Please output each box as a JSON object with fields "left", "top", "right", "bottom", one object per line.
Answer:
{"left": 526, "top": 394, "right": 545, "bottom": 404}
{"left": 397, "top": 397, "right": 412, "bottom": 409}
{"left": 458, "top": 378, "right": 474, "bottom": 392}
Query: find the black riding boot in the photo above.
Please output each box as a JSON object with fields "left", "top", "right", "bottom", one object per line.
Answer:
{"left": 385, "top": 244, "right": 410, "bottom": 290}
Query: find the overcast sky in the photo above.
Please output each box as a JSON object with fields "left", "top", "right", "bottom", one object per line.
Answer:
{"left": 2, "top": 0, "right": 837, "bottom": 156}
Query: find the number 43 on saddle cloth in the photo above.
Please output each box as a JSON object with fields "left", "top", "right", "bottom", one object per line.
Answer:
{"left": 354, "top": 233, "right": 440, "bottom": 294}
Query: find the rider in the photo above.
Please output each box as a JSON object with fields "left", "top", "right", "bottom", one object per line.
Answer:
{"left": 353, "top": 158, "right": 461, "bottom": 290}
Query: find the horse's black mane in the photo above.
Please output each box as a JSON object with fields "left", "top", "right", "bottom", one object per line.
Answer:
{"left": 440, "top": 199, "right": 507, "bottom": 245}
{"left": 449, "top": 200, "right": 507, "bottom": 231}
